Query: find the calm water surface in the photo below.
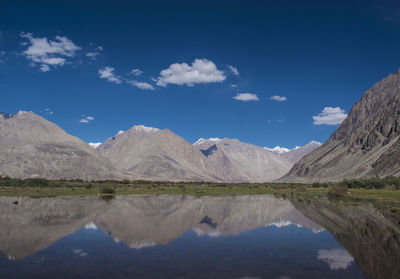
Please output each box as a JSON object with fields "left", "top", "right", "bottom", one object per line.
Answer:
{"left": 0, "top": 195, "right": 399, "bottom": 279}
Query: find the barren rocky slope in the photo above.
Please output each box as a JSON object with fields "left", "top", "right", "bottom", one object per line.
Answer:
{"left": 280, "top": 141, "right": 322, "bottom": 164}
{"left": 98, "top": 126, "right": 219, "bottom": 181}
{"left": 194, "top": 138, "right": 293, "bottom": 182}
{"left": 284, "top": 69, "right": 400, "bottom": 181}
{"left": 0, "top": 111, "right": 121, "bottom": 180}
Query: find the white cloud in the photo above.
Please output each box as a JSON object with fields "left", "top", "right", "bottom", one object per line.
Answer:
{"left": 79, "top": 115, "right": 95, "bottom": 123}
{"left": 20, "top": 32, "right": 81, "bottom": 71}
{"left": 228, "top": 65, "right": 239, "bottom": 76}
{"left": 40, "top": 64, "right": 50, "bottom": 72}
{"left": 270, "top": 95, "right": 287, "bottom": 102}
{"left": 44, "top": 108, "right": 54, "bottom": 115}
{"left": 233, "top": 93, "right": 259, "bottom": 102}
{"left": 86, "top": 52, "right": 99, "bottom": 57}
{"left": 156, "top": 58, "right": 226, "bottom": 87}
{"left": 86, "top": 52, "right": 100, "bottom": 62}
{"left": 313, "top": 107, "right": 347, "bottom": 125}
{"left": 98, "top": 66, "right": 122, "bottom": 84}
{"left": 317, "top": 249, "right": 354, "bottom": 270}
{"left": 129, "top": 68, "right": 143, "bottom": 76}
{"left": 127, "top": 80, "right": 155, "bottom": 90}
{"left": 231, "top": 84, "right": 238, "bottom": 88}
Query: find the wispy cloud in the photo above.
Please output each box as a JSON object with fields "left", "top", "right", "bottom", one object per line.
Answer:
{"left": 79, "top": 115, "right": 95, "bottom": 123}
{"left": 98, "top": 66, "right": 122, "bottom": 84}
{"left": 40, "top": 64, "right": 50, "bottom": 72}
{"left": 127, "top": 80, "right": 155, "bottom": 90}
{"left": 270, "top": 95, "right": 287, "bottom": 102}
{"left": 129, "top": 68, "right": 143, "bottom": 76}
{"left": 233, "top": 93, "right": 259, "bottom": 102}
{"left": 86, "top": 52, "right": 100, "bottom": 62}
{"left": 227, "top": 65, "right": 239, "bottom": 76}
{"left": 20, "top": 32, "right": 81, "bottom": 72}
{"left": 44, "top": 108, "right": 54, "bottom": 115}
{"left": 313, "top": 107, "right": 347, "bottom": 125}
{"left": 156, "top": 58, "right": 226, "bottom": 87}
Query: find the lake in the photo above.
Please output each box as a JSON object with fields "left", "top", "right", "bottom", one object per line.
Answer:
{"left": 0, "top": 195, "right": 399, "bottom": 279}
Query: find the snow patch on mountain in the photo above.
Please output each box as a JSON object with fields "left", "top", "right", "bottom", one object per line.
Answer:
{"left": 88, "top": 142, "right": 102, "bottom": 149}
{"left": 194, "top": 137, "right": 222, "bottom": 146}
{"left": 265, "top": 146, "right": 292, "bottom": 154}
{"left": 131, "top": 125, "right": 159, "bottom": 134}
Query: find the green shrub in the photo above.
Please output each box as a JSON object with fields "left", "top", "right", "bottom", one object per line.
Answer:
{"left": 312, "top": 182, "right": 329, "bottom": 188}
{"left": 23, "top": 178, "right": 50, "bottom": 187}
{"left": 99, "top": 186, "right": 115, "bottom": 195}
{"left": 328, "top": 184, "right": 349, "bottom": 198}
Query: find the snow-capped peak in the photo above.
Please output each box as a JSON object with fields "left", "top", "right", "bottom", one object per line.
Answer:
{"left": 88, "top": 142, "right": 102, "bottom": 149}
{"left": 17, "top": 110, "right": 28, "bottom": 115}
{"left": 264, "top": 146, "right": 290, "bottom": 154}
{"left": 265, "top": 140, "right": 322, "bottom": 154}
{"left": 131, "top": 125, "right": 159, "bottom": 134}
{"left": 194, "top": 137, "right": 222, "bottom": 146}
{"left": 307, "top": 140, "right": 322, "bottom": 146}
{"left": 116, "top": 130, "right": 125, "bottom": 136}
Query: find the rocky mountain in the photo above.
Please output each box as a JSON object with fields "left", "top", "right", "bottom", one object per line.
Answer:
{"left": 97, "top": 125, "right": 218, "bottom": 181}
{"left": 0, "top": 111, "right": 121, "bottom": 180}
{"left": 194, "top": 137, "right": 293, "bottom": 182}
{"left": 284, "top": 69, "right": 400, "bottom": 181}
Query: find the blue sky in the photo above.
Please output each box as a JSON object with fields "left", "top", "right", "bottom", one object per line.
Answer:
{"left": 1, "top": 0, "right": 400, "bottom": 148}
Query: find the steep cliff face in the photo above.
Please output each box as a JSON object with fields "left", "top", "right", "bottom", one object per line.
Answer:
{"left": 284, "top": 69, "right": 400, "bottom": 181}
{"left": 0, "top": 111, "right": 121, "bottom": 180}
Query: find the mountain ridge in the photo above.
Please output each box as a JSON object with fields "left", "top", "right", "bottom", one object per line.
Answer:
{"left": 283, "top": 68, "right": 400, "bottom": 181}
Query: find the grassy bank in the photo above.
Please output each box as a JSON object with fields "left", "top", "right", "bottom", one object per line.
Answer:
{"left": 0, "top": 176, "right": 399, "bottom": 202}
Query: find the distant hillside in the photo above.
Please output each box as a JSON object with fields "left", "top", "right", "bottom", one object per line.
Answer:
{"left": 0, "top": 111, "right": 121, "bottom": 180}
{"left": 194, "top": 138, "right": 293, "bottom": 182}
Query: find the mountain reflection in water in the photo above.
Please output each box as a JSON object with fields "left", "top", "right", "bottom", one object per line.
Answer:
{"left": 0, "top": 195, "right": 398, "bottom": 279}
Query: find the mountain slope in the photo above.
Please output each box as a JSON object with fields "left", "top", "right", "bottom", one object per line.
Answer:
{"left": 280, "top": 141, "right": 322, "bottom": 164}
{"left": 98, "top": 125, "right": 218, "bottom": 181}
{"left": 0, "top": 111, "right": 121, "bottom": 180}
{"left": 284, "top": 69, "right": 400, "bottom": 181}
{"left": 195, "top": 138, "right": 293, "bottom": 182}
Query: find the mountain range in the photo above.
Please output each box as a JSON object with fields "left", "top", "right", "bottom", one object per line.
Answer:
{"left": 1, "top": 69, "right": 399, "bottom": 182}
{"left": 0, "top": 111, "right": 318, "bottom": 182}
